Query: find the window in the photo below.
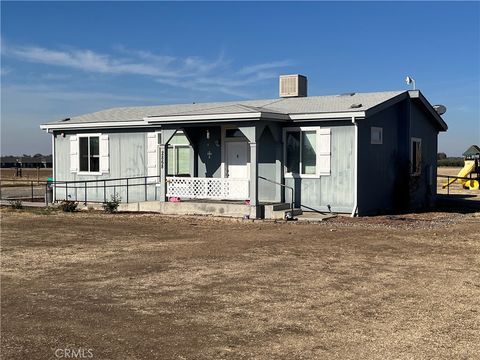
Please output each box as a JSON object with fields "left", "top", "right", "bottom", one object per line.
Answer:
{"left": 79, "top": 136, "right": 100, "bottom": 173}
{"left": 371, "top": 127, "right": 383, "bottom": 144}
{"left": 301, "top": 131, "right": 317, "bottom": 174}
{"left": 285, "top": 128, "right": 320, "bottom": 176}
{"left": 167, "top": 131, "right": 192, "bottom": 176}
{"left": 411, "top": 138, "right": 422, "bottom": 175}
{"left": 286, "top": 131, "right": 300, "bottom": 174}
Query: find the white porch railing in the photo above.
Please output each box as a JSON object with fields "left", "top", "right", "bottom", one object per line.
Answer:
{"left": 166, "top": 177, "right": 249, "bottom": 201}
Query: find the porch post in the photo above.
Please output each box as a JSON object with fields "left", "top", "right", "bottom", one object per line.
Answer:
{"left": 275, "top": 143, "right": 284, "bottom": 203}
{"left": 159, "top": 128, "right": 177, "bottom": 202}
{"left": 159, "top": 144, "right": 167, "bottom": 202}
{"left": 267, "top": 123, "right": 284, "bottom": 203}
{"left": 249, "top": 141, "right": 259, "bottom": 208}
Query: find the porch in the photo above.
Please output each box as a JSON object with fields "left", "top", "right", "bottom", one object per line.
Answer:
{"left": 48, "top": 174, "right": 298, "bottom": 219}
{"left": 153, "top": 122, "right": 286, "bottom": 217}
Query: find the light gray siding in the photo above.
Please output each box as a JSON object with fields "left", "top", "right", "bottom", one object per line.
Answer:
{"left": 54, "top": 129, "right": 158, "bottom": 203}
{"left": 285, "top": 123, "right": 355, "bottom": 213}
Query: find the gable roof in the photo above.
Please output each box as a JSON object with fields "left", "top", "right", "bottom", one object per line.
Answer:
{"left": 40, "top": 90, "right": 447, "bottom": 131}
{"left": 463, "top": 145, "right": 480, "bottom": 157}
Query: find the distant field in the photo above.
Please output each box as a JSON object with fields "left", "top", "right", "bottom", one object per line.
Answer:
{"left": 0, "top": 168, "right": 52, "bottom": 183}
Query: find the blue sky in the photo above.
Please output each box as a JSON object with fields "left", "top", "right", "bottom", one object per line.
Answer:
{"left": 1, "top": 1, "right": 479, "bottom": 156}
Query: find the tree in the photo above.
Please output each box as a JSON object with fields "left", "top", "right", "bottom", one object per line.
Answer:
{"left": 437, "top": 152, "right": 447, "bottom": 160}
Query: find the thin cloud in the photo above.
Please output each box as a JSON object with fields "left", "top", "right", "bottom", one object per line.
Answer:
{"left": 5, "top": 43, "right": 292, "bottom": 98}
{"left": 238, "top": 60, "right": 293, "bottom": 75}
{"left": 3, "top": 83, "right": 167, "bottom": 103}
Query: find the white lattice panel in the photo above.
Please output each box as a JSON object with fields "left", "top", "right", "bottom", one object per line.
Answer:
{"left": 166, "top": 177, "right": 249, "bottom": 201}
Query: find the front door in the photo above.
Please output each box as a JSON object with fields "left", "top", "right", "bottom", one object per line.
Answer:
{"left": 226, "top": 141, "right": 248, "bottom": 178}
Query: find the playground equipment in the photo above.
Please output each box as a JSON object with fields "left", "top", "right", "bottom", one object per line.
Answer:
{"left": 442, "top": 145, "right": 480, "bottom": 190}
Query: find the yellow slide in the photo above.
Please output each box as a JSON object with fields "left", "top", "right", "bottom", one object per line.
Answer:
{"left": 442, "top": 160, "right": 477, "bottom": 189}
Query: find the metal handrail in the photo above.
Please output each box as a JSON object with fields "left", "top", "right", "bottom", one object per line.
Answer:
{"left": 258, "top": 176, "right": 295, "bottom": 217}
{"left": 437, "top": 174, "right": 479, "bottom": 181}
{"left": 45, "top": 175, "right": 161, "bottom": 205}
{"left": 48, "top": 174, "right": 161, "bottom": 185}
{"left": 438, "top": 173, "right": 479, "bottom": 195}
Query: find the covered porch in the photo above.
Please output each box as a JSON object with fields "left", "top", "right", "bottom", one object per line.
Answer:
{"left": 146, "top": 116, "right": 287, "bottom": 218}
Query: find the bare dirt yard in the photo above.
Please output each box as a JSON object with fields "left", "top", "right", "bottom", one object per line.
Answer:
{"left": 1, "top": 209, "right": 479, "bottom": 359}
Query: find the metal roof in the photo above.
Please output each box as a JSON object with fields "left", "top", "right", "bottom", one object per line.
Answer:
{"left": 43, "top": 91, "right": 405, "bottom": 125}
{"left": 462, "top": 145, "right": 480, "bottom": 157}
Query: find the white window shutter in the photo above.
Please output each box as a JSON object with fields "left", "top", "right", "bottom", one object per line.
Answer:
{"left": 147, "top": 133, "right": 158, "bottom": 177}
{"left": 70, "top": 136, "right": 78, "bottom": 173}
{"left": 99, "top": 134, "right": 109, "bottom": 173}
{"left": 318, "top": 128, "right": 331, "bottom": 175}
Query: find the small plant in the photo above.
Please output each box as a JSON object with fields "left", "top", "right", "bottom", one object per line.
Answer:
{"left": 9, "top": 200, "right": 23, "bottom": 209}
{"left": 102, "top": 193, "right": 121, "bottom": 213}
{"left": 59, "top": 200, "right": 78, "bottom": 212}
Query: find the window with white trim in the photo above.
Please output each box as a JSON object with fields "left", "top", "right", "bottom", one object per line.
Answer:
{"left": 284, "top": 127, "right": 331, "bottom": 177}
{"left": 167, "top": 131, "right": 192, "bottom": 176}
{"left": 79, "top": 135, "right": 100, "bottom": 173}
{"left": 411, "top": 137, "right": 422, "bottom": 175}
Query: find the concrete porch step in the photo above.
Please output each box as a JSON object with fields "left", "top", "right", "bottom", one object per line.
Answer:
{"left": 264, "top": 203, "right": 303, "bottom": 219}
{"left": 269, "top": 203, "right": 292, "bottom": 211}
{"left": 296, "top": 212, "right": 337, "bottom": 222}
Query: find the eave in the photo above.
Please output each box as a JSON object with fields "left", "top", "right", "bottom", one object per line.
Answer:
{"left": 144, "top": 111, "right": 290, "bottom": 124}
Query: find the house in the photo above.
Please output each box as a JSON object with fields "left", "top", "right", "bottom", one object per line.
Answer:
{"left": 40, "top": 75, "right": 448, "bottom": 217}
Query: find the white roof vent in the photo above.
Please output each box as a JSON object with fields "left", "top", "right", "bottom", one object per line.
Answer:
{"left": 279, "top": 74, "right": 307, "bottom": 98}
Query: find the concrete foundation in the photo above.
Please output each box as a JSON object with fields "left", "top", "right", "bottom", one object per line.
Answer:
{"left": 117, "top": 200, "right": 256, "bottom": 218}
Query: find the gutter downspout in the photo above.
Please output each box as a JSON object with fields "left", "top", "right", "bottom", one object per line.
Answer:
{"left": 51, "top": 131, "right": 55, "bottom": 202}
{"left": 351, "top": 116, "right": 358, "bottom": 217}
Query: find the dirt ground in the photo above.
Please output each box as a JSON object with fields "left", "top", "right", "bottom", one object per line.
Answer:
{"left": 1, "top": 208, "right": 479, "bottom": 360}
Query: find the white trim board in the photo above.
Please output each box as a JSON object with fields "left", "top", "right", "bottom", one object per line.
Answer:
{"left": 40, "top": 121, "right": 148, "bottom": 131}
{"left": 145, "top": 111, "right": 289, "bottom": 123}
{"left": 289, "top": 111, "right": 365, "bottom": 121}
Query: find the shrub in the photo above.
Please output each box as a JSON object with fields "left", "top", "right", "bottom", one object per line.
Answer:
{"left": 59, "top": 200, "right": 78, "bottom": 212}
{"left": 102, "top": 193, "right": 121, "bottom": 213}
{"left": 9, "top": 200, "right": 23, "bottom": 209}
{"left": 438, "top": 158, "right": 464, "bottom": 167}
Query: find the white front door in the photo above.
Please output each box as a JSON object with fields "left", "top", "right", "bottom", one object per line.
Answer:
{"left": 226, "top": 141, "right": 248, "bottom": 179}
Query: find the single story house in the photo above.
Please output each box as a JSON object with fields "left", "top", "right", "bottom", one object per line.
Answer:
{"left": 40, "top": 75, "right": 447, "bottom": 217}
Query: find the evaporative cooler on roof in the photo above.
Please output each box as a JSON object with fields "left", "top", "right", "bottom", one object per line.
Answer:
{"left": 279, "top": 74, "right": 308, "bottom": 98}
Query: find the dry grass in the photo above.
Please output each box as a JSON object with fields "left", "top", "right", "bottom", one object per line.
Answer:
{"left": 1, "top": 209, "right": 479, "bottom": 359}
